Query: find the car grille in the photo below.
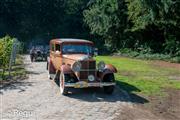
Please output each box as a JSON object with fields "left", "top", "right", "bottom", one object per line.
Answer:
{"left": 79, "top": 60, "right": 96, "bottom": 80}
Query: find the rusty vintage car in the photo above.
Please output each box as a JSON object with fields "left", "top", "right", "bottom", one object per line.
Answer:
{"left": 47, "top": 38, "right": 117, "bottom": 95}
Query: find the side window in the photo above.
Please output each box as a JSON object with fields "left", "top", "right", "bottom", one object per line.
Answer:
{"left": 55, "top": 44, "right": 61, "bottom": 51}
{"left": 51, "top": 43, "right": 55, "bottom": 51}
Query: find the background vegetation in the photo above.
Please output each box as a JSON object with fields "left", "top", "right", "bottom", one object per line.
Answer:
{"left": 0, "top": 0, "right": 180, "bottom": 60}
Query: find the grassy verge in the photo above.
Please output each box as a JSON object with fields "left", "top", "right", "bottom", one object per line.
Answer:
{"left": 96, "top": 56, "right": 180, "bottom": 97}
{"left": 0, "top": 55, "right": 26, "bottom": 81}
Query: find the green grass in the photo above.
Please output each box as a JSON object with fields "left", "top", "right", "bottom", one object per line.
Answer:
{"left": 95, "top": 56, "right": 180, "bottom": 96}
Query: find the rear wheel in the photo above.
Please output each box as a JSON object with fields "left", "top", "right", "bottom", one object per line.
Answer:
{"left": 30, "top": 55, "right": 34, "bottom": 62}
{"left": 46, "top": 61, "right": 48, "bottom": 70}
{"left": 103, "top": 74, "right": 115, "bottom": 94}
{"left": 60, "top": 73, "right": 69, "bottom": 95}
{"left": 44, "top": 56, "right": 47, "bottom": 61}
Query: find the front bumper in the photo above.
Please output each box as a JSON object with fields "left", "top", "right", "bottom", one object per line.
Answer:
{"left": 65, "top": 81, "right": 116, "bottom": 88}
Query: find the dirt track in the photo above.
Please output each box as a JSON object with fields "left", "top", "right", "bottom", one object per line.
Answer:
{"left": 0, "top": 55, "right": 166, "bottom": 120}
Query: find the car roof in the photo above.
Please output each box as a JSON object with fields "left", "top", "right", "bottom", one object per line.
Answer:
{"left": 50, "top": 38, "right": 93, "bottom": 44}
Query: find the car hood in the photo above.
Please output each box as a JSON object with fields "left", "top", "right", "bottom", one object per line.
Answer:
{"left": 62, "top": 54, "right": 93, "bottom": 61}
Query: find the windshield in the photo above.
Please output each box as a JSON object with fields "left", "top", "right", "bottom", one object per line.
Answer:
{"left": 62, "top": 44, "right": 93, "bottom": 54}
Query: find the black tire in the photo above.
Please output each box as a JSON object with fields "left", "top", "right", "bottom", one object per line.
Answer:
{"left": 103, "top": 74, "right": 115, "bottom": 94}
{"left": 46, "top": 62, "right": 48, "bottom": 70}
{"left": 59, "top": 73, "right": 69, "bottom": 95}
{"left": 44, "top": 55, "right": 47, "bottom": 61}
{"left": 30, "top": 55, "right": 33, "bottom": 62}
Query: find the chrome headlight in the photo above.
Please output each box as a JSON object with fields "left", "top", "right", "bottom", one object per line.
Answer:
{"left": 97, "top": 61, "right": 105, "bottom": 71}
{"left": 72, "top": 61, "right": 81, "bottom": 72}
{"left": 88, "top": 75, "right": 95, "bottom": 81}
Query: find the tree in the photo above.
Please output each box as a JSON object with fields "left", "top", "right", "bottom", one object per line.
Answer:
{"left": 126, "top": 0, "right": 180, "bottom": 54}
{"left": 83, "top": 0, "right": 128, "bottom": 51}
{"left": 0, "top": 0, "right": 90, "bottom": 42}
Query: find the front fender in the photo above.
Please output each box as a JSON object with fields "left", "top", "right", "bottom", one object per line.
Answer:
{"left": 104, "top": 64, "right": 117, "bottom": 73}
{"left": 99, "top": 64, "right": 117, "bottom": 80}
{"left": 60, "top": 65, "right": 78, "bottom": 82}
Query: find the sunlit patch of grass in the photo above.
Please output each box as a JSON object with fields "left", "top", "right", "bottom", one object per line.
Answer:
{"left": 95, "top": 56, "right": 180, "bottom": 96}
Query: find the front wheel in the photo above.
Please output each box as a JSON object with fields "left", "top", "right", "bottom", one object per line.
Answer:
{"left": 103, "top": 74, "right": 115, "bottom": 94}
{"left": 59, "top": 73, "right": 69, "bottom": 95}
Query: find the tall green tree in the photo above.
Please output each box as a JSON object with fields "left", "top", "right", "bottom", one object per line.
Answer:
{"left": 83, "top": 0, "right": 128, "bottom": 51}
{"left": 0, "top": 0, "right": 90, "bottom": 42}
{"left": 127, "top": 0, "right": 180, "bottom": 54}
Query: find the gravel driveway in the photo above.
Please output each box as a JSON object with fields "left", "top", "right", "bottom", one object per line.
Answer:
{"left": 0, "top": 55, "right": 157, "bottom": 120}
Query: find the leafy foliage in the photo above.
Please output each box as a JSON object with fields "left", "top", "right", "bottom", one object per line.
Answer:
{"left": 126, "top": 0, "right": 180, "bottom": 54}
{"left": 0, "top": 0, "right": 89, "bottom": 41}
{"left": 84, "top": 0, "right": 180, "bottom": 55}
{"left": 0, "top": 0, "right": 179, "bottom": 57}
{"left": 84, "top": 0, "right": 128, "bottom": 50}
{"left": 117, "top": 48, "right": 180, "bottom": 63}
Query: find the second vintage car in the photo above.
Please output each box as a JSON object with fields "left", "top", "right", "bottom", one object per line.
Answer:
{"left": 30, "top": 45, "right": 48, "bottom": 62}
{"left": 47, "top": 38, "right": 117, "bottom": 95}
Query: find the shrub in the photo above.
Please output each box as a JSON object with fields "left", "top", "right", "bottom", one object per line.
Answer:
{"left": 117, "top": 48, "right": 139, "bottom": 57}
{"left": 164, "top": 36, "right": 180, "bottom": 56}
{"left": 0, "top": 36, "right": 14, "bottom": 69}
{"left": 171, "top": 57, "right": 180, "bottom": 63}
{"left": 117, "top": 48, "right": 179, "bottom": 63}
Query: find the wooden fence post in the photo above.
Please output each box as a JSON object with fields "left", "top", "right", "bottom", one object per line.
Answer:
{"left": 8, "top": 39, "right": 18, "bottom": 78}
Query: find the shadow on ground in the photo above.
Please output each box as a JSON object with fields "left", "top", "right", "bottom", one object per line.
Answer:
{"left": 116, "top": 81, "right": 148, "bottom": 104}
{"left": 26, "top": 71, "right": 43, "bottom": 75}
{"left": 0, "top": 79, "right": 34, "bottom": 95}
{"left": 57, "top": 80, "right": 148, "bottom": 104}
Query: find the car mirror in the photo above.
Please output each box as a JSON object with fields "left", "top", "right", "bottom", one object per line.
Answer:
{"left": 94, "top": 48, "right": 98, "bottom": 56}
